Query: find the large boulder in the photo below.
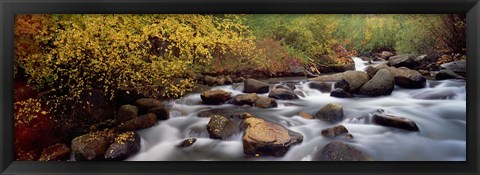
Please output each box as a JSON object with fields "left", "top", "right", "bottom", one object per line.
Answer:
{"left": 366, "top": 64, "right": 426, "bottom": 89}
{"left": 243, "top": 79, "right": 269, "bottom": 94}
{"left": 71, "top": 130, "right": 115, "bottom": 161}
{"left": 321, "top": 125, "right": 349, "bottom": 138}
{"left": 440, "top": 60, "right": 466, "bottom": 77}
{"left": 358, "top": 69, "right": 395, "bottom": 97}
{"left": 104, "top": 131, "right": 141, "bottom": 160}
{"left": 242, "top": 117, "right": 303, "bottom": 156}
{"left": 38, "top": 143, "right": 71, "bottom": 161}
{"left": 116, "top": 105, "right": 139, "bottom": 124}
{"left": 116, "top": 113, "right": 157, "bottom": 132}
{"left": 207, "top": 115, "right": 240, "bottom": 140}
{"left": 232, "top": 93, "right": 259, "bottom": 106}
{"left": 200, "top": 89, "right": 232, "bottom": 105}
{"left": 310, "top": 71, "right": 369, "bottom": 93}
{"left": 254, "top": 97, "right": 278, "bottom": 108}
{"left": 330, "top": 88, "right": 353, "bottom": 98}
{"left": 371, "top": 110, "right": 419, "bottom": 131}
{"left": 313, "top": 141, "right": 371, "bottom": 161}
{"left": 315, "top": 103, "right": 344, "bottom": 123}
{"left": 388, "top": 54, "right": 420, "bottom": 69}
{"left": 268, "top": 88, "right": 299, "bottom": 100}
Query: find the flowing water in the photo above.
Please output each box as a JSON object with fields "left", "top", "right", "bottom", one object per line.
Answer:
{"left": 127, "top": 57, "right": 466, "bottom": 161}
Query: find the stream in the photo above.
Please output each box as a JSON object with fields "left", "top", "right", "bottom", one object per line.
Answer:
{"left": 127, "top": 57, "right": 466, "bottom": 161}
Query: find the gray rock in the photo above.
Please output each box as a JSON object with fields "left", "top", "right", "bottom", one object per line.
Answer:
{"left": 207, "top": 115, "right": 240, "bottom": 140}
{"left": 244, "top": 79, "right": 269, "bottom": 94}
{"left": 268, "top": 88, "right": 299, "bottom": 100}
{"left": 330, "top": 88, "right": 353, "bottom": 98}
{"left": 315, "top": 103, "right": 344, "bottom": 123}
{"left": 321, "top": 125, "right": 349, "bottom": 138}
{"left": 309, "top": 82, "right": 333, "bottom": 93}
{"left": 358, "top": 69, "right": 395, "bottom": 96}
{"left": 313, "top": 141, "right": 371, "bottom": 161}
{"left": 254, "top": 97, "right": 278, "bottom": 108}
{"left": 232, "top": 93, "right": 259, "bottom": 106}
{"left": 372, "top": 110, "right": 419, "bottom": 131}
{"left": 104, "top": 131, "right": 141, "bottom": 160}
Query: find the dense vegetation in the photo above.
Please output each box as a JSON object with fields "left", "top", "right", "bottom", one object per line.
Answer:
{"left": 13, "top": 14, "right": 465, "bottom": 160}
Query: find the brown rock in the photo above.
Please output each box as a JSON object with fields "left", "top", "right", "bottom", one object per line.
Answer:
{"left": 232, "top": 93, "right": 259, "bottom": 106}
{"left": 315, "top": 103, "right": 344, "bottom": 123}
{"left": 207, "top": 115, "right": 240, "bottom": 140}
{"left": 372, "top": 110, "right": 419, "bottom": 131}
{"left": 254, "top": 97, "right": 278, "bottom": 108}
{"left": 321, "top": 125, "right": 349, "bottom": 138}
{"left": 135, "top": 98, "right": 163, "bottom": 112}
{"left": 104, "top": 131, "right": 141, "bottom": 160}
{"left": 116, "top": 105, "right": 139, "bottom": 124}
{"left": 244, "top": 79, "right": 269, "bottom": 94}
{"left": 71, "top": 130, "right": 115, "bottom": 161}
{"left": 38, "top": 143, "right": 71, "bottom": 161}
{"left": 313, "top": 141, "right": 371, "bottom": 161}
{"left": 116, "top": 113, "right": 157, "bottom": 132}
{"left": 148, "top": 107, "right": 169, "bottom": 120}
{"left": 200, "top": 89, "right": 232, "bottom": 105}
{"left": 268, "top": 88, "right": 299, "bottom": 100}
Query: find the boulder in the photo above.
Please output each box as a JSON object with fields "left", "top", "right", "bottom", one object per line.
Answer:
{"left": 358, "top": 69, "right": 395, "bottom": 96}
{"left": 116, "top": 113, "right": 157, "bottom": 132}
{"left": 176, "top": 138, "right": 197, "bottom": 148}
{"left": 116, "top": 105, "right": 139, "bottom": 124}
{"left": 200, "top": 89, "right": 232, "bottom": 105}
{"left": 315, "top": 103, "right": 344, "bottom": 123}
{"left": 309, "top": 82, "right": 333, "bottom": 93}
{"left": 330, "top": 88, "right": 353, "bottom": 98}
{"left": 310, "top": 71, "right": 369, "bottom": 93}
{"left": 204, "top": 75, "right": 217, "bottom": 86}
{"left": 38, "top": 143, "right": 71, "bottom": 161}
{"left": 380, "top": 51, "right": 394, "bottom": 59}
{"left": 244, "top": 79, "right": 269, "bottom": 94}
{"left": 135, "top": 98, "right": 163, "bottom": 113}
{"left": 242, "top": 117, "right": 303, "bottom": 156}
{"left": 148, "top": 107, "right": 169, "bottom": 120}
{"left": 254, "top": 97, "right": 278, "bottom": 108}
{"left": 367, "top": 64, "right": 426, "bottom": 89}
{"left": 321, "top": 125, "right": 349, "bottom": 138}
{"left": 440, "top": 60, "right": 466, "bottom": 77}
{"left": 388, "top": 54, "right": 420, "bottom": 69}
{"left": 71, "top": 130, "right": 115, "bottom": 161}
{"left": 298, "top": 112, "right": 314, "bottom": 119}
{"left": 268, "top": 88, "right": 299, "bottom": 100}
{"left": 313, "top": 141, "right": 371, "bottom": 161}
{"left": 372, "top": 110, "right": 419, "bottom": 131}
{"left": 232, "top": 93, "right": 259, "bottom": 106}
{"left": 207, "top": 115, "right": 240, "bottom": 140}
{"left": 435, "top": 69, "right": 464, "bottom": 80}
{"left": 104, "top": 131, "right": 141, "bottom": 160}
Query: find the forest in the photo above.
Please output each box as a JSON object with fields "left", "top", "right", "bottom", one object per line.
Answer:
{"left": 14, "top": 14, "right": 466, "bottom": 161}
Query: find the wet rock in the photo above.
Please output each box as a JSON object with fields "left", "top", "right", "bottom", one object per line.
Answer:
{"left": 104, "top": 131, "right": 141, "bottom": 160}
{"left": 286, "top": 82, "right": 296, "bottom": 90}
{"left": 135, "top": 98, "right": 163, "bottom": 113}
{"left": 309, "top": 82, "right": 332, "bottom": 93}
{"left": 372, "top": 110, "right": 419, "bottom": 131}
{"left": 274, "top": 85, "right": 292, "bottom": 91}
{"left": 440, "top": 60, "right": 466, "bottom": 77}
{"left": 388, "top": 54, "right": 420, "bottom": 69}
{"left": 345, "top": 134, "right": 354, "bottom": 140}
{"left": 254, "top": 97, "right": 278, "bottom": 108}
{"left": 334, "top": 79, "right": 350, "bottom": 92}
{"left": 200, "top": 89, "right": 232, "bottom": 105}
{"left": 321, "top": 125, "right": 349, "bottom": 138}
{"left": 313, "top": 141, "right": 371, "bottom": 161}
{"left": 242, "top": 117, "right": 303, "bottom": 156}
{"left": 244, "top": 79, "right": 269, "bottom": 94}
{"left": 315, "top": 103, "right": 344, "bottom": 123}
{"left": 232, "top": 93, "right": 258, "bottom": 106}
{"left": 116, "top": 105, "right": 139, "bottom": 124}
{"left": 71, "top": 130, "right": 115, "bottom": 161}
{"left": 204, "top": 75, "right": 217, "bottom": 86}
{"left": 38, "top": 143, "right": 71, "bottom": 161}
{"left": 435, "top": 69, "right": 464, "bottom": 80}
{"left": 358, "top": 69, "right": 395, "bottom": 96}
{"left": 268, "top": 88, "right": 299, "bottom": 100}
{"left": 330, "top": 88, "right": 353, "bottom": 98}
{"left": 176, "top": 138, "right": 197, "bottom": 148}
{"left": 148, "top": 107, "right": 169, "bottom": 120}
{"left": 367, "top": 64, "right": 426, "bottom": 89}
{"left": 207, "top": 115, "right": 240, "bottom": 140}
{"left": 116, "top": 113, "right": 157, "bottom": 132}
{"left": 298, "top": 112, "right": 314, "bottom": 119}
{"left": 310, "top": 71, "right": 369, "bottom": 93}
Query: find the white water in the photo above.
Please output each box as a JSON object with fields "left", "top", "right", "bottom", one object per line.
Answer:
{"left": 127, "top": 57, "right": 466, "bottom": 161}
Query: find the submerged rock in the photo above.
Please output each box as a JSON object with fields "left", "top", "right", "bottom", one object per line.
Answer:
{"left": 104, "top": 131, "right": 141, "bottom": 160}
{"left": 207, "top": 115, "right": 240, "bottom": 140}
{"left": 116, "top": 104, "right": 139, "bottom": 124}
{"left": 176, "top": 138, "right": 197, "bottom": 148}
{"left": 242, "top": 117, "right": 303, "bottom": 157}
{"left": 372, "top": 110, "right": 420, "bottom": 131}
{"left": 268, "top": 88, "right": 299, "bottom": 100}
{"left": 38, "top": 143, "right": 71, "bottom": 161}
{"left": 321, "top": 125, "right": 349, "bottom": 138}
{"left": 244, "top": 79, "right": 269, "bottom": 94}
{"left": 254, "top": 97, "right": 278, "bottom": 108}
{"left": 200, "top": 89, "right": 232, "bottom": 105}
{"left": 315, "top": 103, "right": 344, "bottom": 123}
{"left": 71, "top": 130, "right": 115, "bottom": 161}
{"left": 313, "top": 141, "right": 371, "bottom": 161}
{"left": 358, "top": 69, "right": 395, "bottom": 97}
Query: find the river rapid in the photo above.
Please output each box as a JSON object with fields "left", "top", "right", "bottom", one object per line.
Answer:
{"left": 127, "top": 57, "right": 466, "bottom": 161}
